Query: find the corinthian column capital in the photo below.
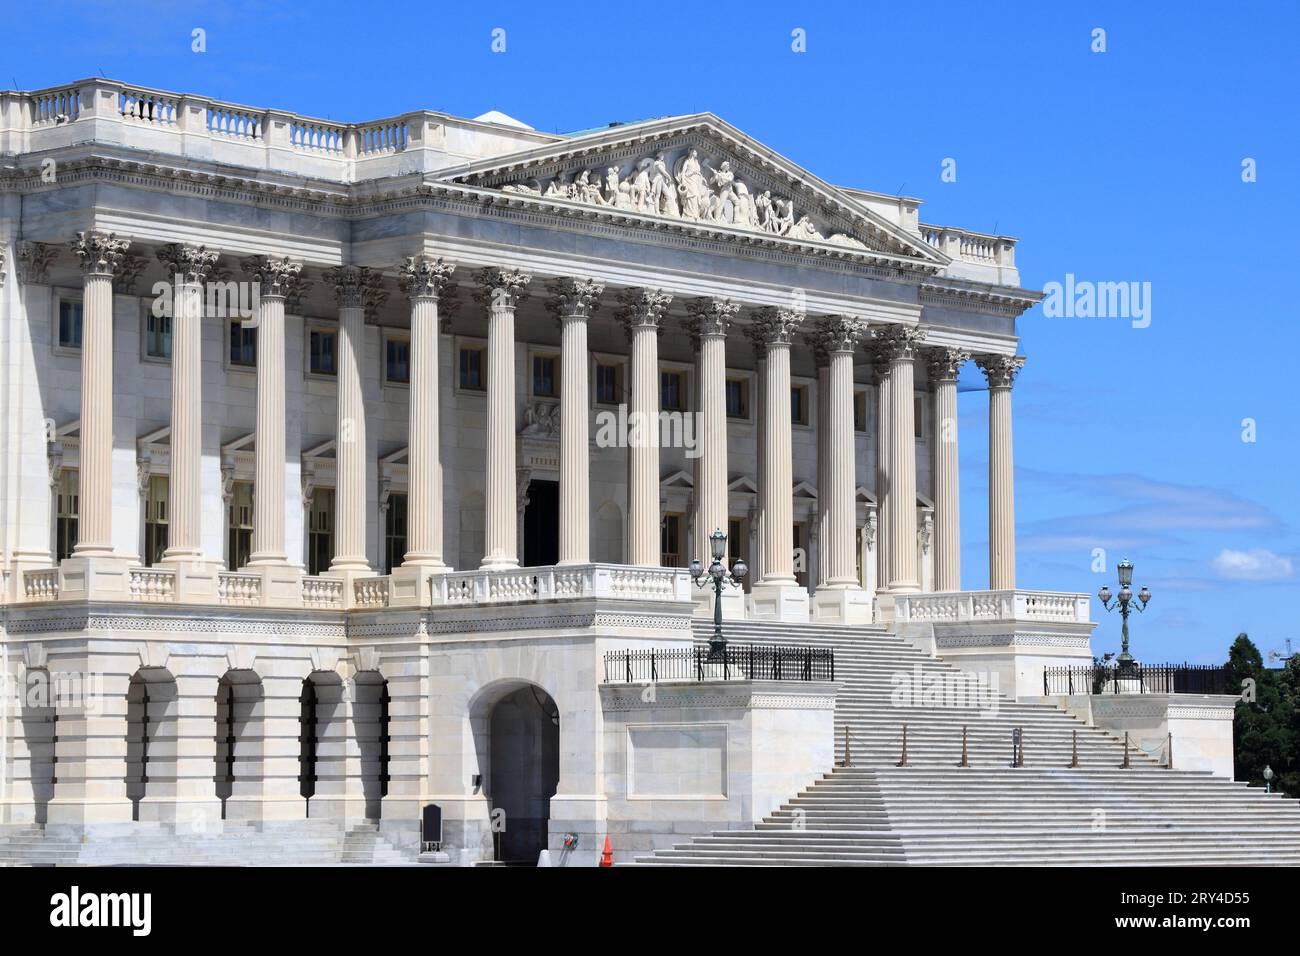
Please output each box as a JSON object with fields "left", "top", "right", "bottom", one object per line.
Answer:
{"left": 325, "top": 265, "right": 389, "bottom": 316}
{"left": 751, "top": 306, "right": 805, "bottom": 347}
{"left": 815, "top": 314, "right": 867, "bottom": 353}
{"left": 878, "top": 324, "right": 927, "bottom": 361}
{"left": 977, "top": 354, "right": 1026, "bottom": 389}
{"left": 242, "top": 255, "right": 304, "bottom": 301}
{"left": 547, "top": 276, "right": 604, "bottom": 319}
{"left": 17, "top": 241, "right": 60, "bottom": 284}
{"left": 398, "top": 255, "right": 456, "bottom": 300}
{"left": 926, "top": 347, "right": 972, "bottom": 383}
{"left": 156, "top": 243, "right": 219, "bottom": 285}
{"left": 684, "top": 297, "right": 740, "bottom": 339}
{"left": 616, "top": 287, "right": 673, "bottom": 334}
{"left": 474, "top": 267, "right": 531, "bottom": 311}
{"left": 70, "top": 231, "right": 131, "bottom": 276}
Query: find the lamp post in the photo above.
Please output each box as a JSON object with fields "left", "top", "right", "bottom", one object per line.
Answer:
{"left": 1097, "top": 558, "right": 1151, "bottom": 676}
{"left": 690, "top": 528, "right": 747, "bottom": 661}
{"left": 1264, "top": 764, "right": 1274, "bottom": 794}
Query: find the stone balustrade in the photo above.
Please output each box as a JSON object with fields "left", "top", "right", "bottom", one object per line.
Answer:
{"left": 0, "top": 78, "right": 554, "bottom": 182}
{"left": 127, "top": 567, "right": 176, "bottom": 602}
{"left": 216, "top": 571, "right": 262, "bottom": 606}
{"left": 300, "top": 575, "right": 345, "bottom": 609}
{"left": 892, "top": 589, "right": 1091, "bottom": 625}
{"left": 353, "top": 576, "right": 391, "bottom": 609}
{"left": 22, "top": 568, "right": 60, "bottom": 601}
{"left": 431, "top": 563, "right": 693, "bottom": 607}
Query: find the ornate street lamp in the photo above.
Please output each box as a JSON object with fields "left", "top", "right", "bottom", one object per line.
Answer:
{"left": 1264, "top": 764, "right": 1274, "bottom": 794}
{"left": 1097, "top": 558, "right": 1151, "bottom": 675}
{"left": 690, "top": 528, "right": 747, "bottom": 661}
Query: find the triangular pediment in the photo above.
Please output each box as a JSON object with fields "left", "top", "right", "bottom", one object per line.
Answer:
{"left": 436, "top": 115, "right": 946, "bottom": 269}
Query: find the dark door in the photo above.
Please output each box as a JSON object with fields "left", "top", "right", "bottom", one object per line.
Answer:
{"left": 522, "top": 479, "right": 559, "bottom": 567}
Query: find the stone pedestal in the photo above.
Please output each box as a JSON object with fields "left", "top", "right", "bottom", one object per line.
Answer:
{"left": 55, "top": 555, "right": 131, "bottom": 602}
{"left": 812, "top": 586, "right": 873, "bottom": 624}
{"left": 747, "top": 583, "right": 810, "bottom": 622}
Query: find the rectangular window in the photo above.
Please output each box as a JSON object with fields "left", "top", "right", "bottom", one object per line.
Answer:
{"left": 230, "top": 321, "right": 257, "bottom": 368}
{"left": 385, "top": 336, "right": 410, "bottom": 384}
{"left": 384, "top": 493, "right": 408, "bottom": 574}
{"left": 309, "top": 328, "right": 337, "bottom": 376}
{"left": 459, "top": 346, "right": 486, "bottom": 391}
{"left": 146, "top": 313, "right": 172, "bottom": 360}
{"left": 595, "top": 362, "right": 622, "bottom": 405}
{"left": 791, "top": 385, "right": 809, "bottom": 426}
{"left": 307, "top": 488, "right": 335, "bottom": 576}
{"left": 58, "top": 300, "right": 84, "bottom": 350}
{"left": 227, "top": 480, "right": 254, "bottom": 571}
{"left": 55, "top": 469, "right": 79, "bottom": 561}
{"left": 725, "top": 378, "right": 750, "bottom": 419}
{"left": 143, "top": 474, "right": 169, "bottom": 566}
{"left": 532, "top": 354, "right": 557, "bottom": 398}
{"left": 854, "top": 390, "right": 868, "bottom": 432}
{"left": 661, "top": 370, "right": 685, "bottom": 412}
{"left": 660, "top": 513, "right": 683, "bottom": 567}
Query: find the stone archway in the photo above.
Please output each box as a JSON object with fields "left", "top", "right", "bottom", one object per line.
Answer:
{"left": 126, "top": 667, "right": 178, "bottom": 821}
{"left": 469, "top": 680, "right": 560, "bottom": 864}
{"left": 215, "top": 670, "right": 264, "bottom": 821}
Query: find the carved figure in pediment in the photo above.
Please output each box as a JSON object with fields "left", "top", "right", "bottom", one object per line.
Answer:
{"left": 503, "top": 178, "right": 542, "bottom": 195}
{"left": 604, "top": 165, "right": 634, "bottom": 209}
{"left": 755, "top": 189, "right": 775, "bottom": 231}
{"left": 575, "top": 169, "right": 602, "bottom": 205}
{"left": 674, "top": 148, "right": 709, "bottom": 221}
{"left": 733, "top": 181, "right": 759, "bottom": 228}
{"left": 649, "top": 152, "right": 679, "bottom": 217}
{"left": 544, "top": 173, "right": 573, "bottom": 200}
{"left": 770, "top": 197, "right": 795, "bottom": 235}
{"left": 629, "top": 158, "right": 654, "bottom": 213}
{"left": 789, "top": 214, "right": 824, "bottom": 241}
{"left": 703, "top": 159, "right": 738, "bottom": 223}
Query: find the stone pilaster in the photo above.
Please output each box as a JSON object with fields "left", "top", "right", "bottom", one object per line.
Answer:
{"left": 748, "top": 307, "right": 808, "bottom": 621}
{"left": 324, "top": 266, "right": 387, "bottom": 576}
{"left": 393, "top": 257, "right": 455, "bottom": 602}
{"left": 243, "top": 256, "right": 302, "bottom": 572}
{"left": 927, "top": 347, "right": 971, "bottom": 592}
{"left": 45, "top": 667, "right": 135, "bottom": 827}
{"left": 258, "top": 671, "right": 310, "bottom": 821}
{"left": 155, "top": 245, "right": 220, "bottom": 587}
{"left": 475, "top": 268, "right": 530, "bottom": 569}
{"left": 551, "top": 277, "right": 604, "bottom": 565}
{"left": 812, "top": 316, "right": 872, "bottom": 624}
{"left": 139, "top": 671, "right": 224, "bottom": 830}
{"left": 978, "top": 354, "right": 1025, "bottom": 590}
{"left": 619, "top": 288, "right": 672, "bottom": 567}
{"left": 881, "top": 325, "right": 926, "bottom": 596}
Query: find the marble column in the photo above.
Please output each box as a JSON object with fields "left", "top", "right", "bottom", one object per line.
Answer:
{"left": 245, "top": 257, "right": 301, "bottom": 569}
{"left": 881, "top": 326, "right": 926, "bottom": 595}
{"left": 551, "top": 277, "right": 604, "bottom": 565}
{"left": 620, "top": 289, "right": 672, "bottom": 567}
{"left": 743, "top": 324, "right": 769, "bottom": 586}
{"left": 476, "top": 268, "right": 531, "bottom": 570}
{"left": 812, "top": 316, "right": 872, "bottom": 623}
{"left": 685, "top": 298, "right": 739, "bottom": 565}
{"left": 325, "top": 266, "right": 386, "bottom": 576}
{"left": 748, "top": 307, "right": 808, "bottom": 621}
{"left": 398, "top": 256, "right": 455, "bottom": 573}
{"left": 871, "top": 350, "right": 892, "bottom": 598}
{"left": 927, "top": 348, "right": 970, "bottom": 592}
{"left": 812, "top": 339, "right": 831, "bottom": 590}
{"left": 156, "top": 244, "right": 218, "bottom": 570}
{"left": 978, "top": 354, "right": 1025, "bottom": 590}
{"left": 68, "top": 232, "right": 130, "bottom": 560}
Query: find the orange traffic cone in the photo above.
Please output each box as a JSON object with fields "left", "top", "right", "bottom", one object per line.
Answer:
{"left": 599, "top": 835, "right": 613, "bottom": 867}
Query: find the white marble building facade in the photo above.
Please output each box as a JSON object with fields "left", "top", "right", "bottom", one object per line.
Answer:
{"left": 0, "top": 79, "right": 1095, "bottom": 863}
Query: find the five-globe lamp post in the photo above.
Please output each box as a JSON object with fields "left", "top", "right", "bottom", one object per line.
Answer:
{"left": 1097, "top": 558, "right": 1152, "bottom": 676}
{"left": 691, "top": 528, "right": 747, "bottom": 661}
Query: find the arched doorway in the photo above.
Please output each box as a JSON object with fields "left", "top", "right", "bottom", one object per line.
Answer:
{"left": 126, "top": 668, "right": 178, "bottom": 821}
{"left": 470, "top": 682, "right": 560, "bottom": 865}
{"left": 215, "top": 670, "right": 263, "bottom": 820}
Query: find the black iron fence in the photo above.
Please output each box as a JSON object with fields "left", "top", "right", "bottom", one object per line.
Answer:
{"left": 603, "top": 644, "right": 835, "bottom": 683}
{"left": 1043, "top": 663, "right": 1236, "bottom": 696}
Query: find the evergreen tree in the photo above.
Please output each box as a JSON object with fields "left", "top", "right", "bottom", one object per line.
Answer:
{"left": 1228, "top": 633, "right": 1297, "bottom": 796}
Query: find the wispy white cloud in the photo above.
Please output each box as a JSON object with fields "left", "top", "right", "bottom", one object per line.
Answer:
{"left": 1210, "top": 548, "right": 1294, "bottom": 581}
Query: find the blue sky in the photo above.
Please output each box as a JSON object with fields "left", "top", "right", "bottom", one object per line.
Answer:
{"left": 7, "top": 0, "right": 1297, "bottom": 664}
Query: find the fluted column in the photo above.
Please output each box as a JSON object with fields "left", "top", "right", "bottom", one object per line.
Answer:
{"left": 754, "top": 308, "right": 803, "bottom": 584}
{"left": 871, "top": 351, "right": 891, "bottom": 594}
{"left": 69, "top": 232, "right": 130, "bottom": 557}
{"left": 243, "top": 256, "right": 301, "bottom": 566}
{"left": 927, "top": 348, "right": 970, "bottom": 592}
{"left": 476, "top": 269, "right": 531, "bottom": 569}
{"left": 686, "top": 298, "right": 739, "bottom": 566}
{"left": 812, "top": 341, "right": 830, "bottom": 589}
{"left": 743, "top": 325, "right": 769, "bottom": 585}
{"left": 881, "top": 326, "right": 926, "bottom": 593}
{"left": 979, "top": 355, "right": 1024, "bottom": 590}
{"left": 818, "top": 317, "right": 866, "bottom": 587}
{"left": 398, "top": 256, "right": 455, "bottom": 570}
{"left": 325, "top": 266, "right": 387, "bottom": 573}
{"left": 551, "top": 278, "right": 604, "bottom": 565}
{"left": 620, "top": 289, "right": 672, "bottom": 566}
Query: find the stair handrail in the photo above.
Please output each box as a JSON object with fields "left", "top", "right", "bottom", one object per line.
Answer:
{"left": 896, "top": 723, "right": 909, "bottom": 767}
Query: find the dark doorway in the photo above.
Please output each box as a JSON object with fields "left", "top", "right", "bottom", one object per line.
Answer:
{"left": 486, "top": 685, "right": 560, "bottom": 864}
{"left": 523, "top": 479, "right": 559, "bottom": 567}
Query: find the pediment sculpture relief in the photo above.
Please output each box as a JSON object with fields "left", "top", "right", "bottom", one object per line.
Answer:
{"left": 500, "top": 146, "right": 869, "bottom": 249}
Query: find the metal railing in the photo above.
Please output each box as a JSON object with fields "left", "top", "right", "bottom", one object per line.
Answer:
{"left": 603, "top": 644, "right": 834, "bottom": 683}
{"left": 1043, "top": 663, "right": 1235, "bottom": 696}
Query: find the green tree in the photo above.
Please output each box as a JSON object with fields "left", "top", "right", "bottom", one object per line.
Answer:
{"left": 1228, "top": 633, "right": 1297, "bottom": 796}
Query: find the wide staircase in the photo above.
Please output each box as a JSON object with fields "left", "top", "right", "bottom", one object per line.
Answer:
{"left": 634, "top": 621, "right": 1300, "bottom": 865}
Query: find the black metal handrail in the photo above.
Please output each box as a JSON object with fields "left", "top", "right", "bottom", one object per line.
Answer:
{"left": 1043, "top": 663, "right": 1235, "bottom": 696}
{"left": 603, "top": 644, "right": 835, "bottom": 683}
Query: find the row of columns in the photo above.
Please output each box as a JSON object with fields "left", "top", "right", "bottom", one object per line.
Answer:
{"left": 60, "top": 232, "right": 1024, "bottom": 599}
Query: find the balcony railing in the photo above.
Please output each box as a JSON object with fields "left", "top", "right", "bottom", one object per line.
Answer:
{"left": 604, "top": 644, "right": 835, "bottom": 684}
{"left": 892, "top": 589, "right": 1091, "bottom": 625}
{"left": 433, "top": 563, "right": 691, "bottom": 606}
{"left": 1044, "top": 664, "right": 1236, "bottom": 696}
